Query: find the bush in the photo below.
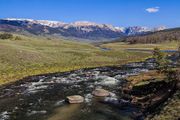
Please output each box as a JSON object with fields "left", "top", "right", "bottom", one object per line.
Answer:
{"left": 178, "top": 45, "right": 180, "bottom": 65}
{"left": 0, "top": 33, "right": 13, "bottom": 39}
{"left": 14, "top": 36, "right": 22, "bottom": 40}
{"left": 153, "top": 47, "right": 170, "bottom": 73}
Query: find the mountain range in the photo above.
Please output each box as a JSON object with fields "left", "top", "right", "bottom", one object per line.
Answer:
{"left": 0, "top": 18, "right": 166, "bottom": 41}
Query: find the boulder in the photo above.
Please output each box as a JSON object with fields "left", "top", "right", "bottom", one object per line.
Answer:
{"left": 92, "top": 89, "right": 110, "bottom": 97}
{"left": 66, "top": 95, "right": 84, "bottom": 104}
{"left": 95, "top": 76, "right": 119, "bottom": 86}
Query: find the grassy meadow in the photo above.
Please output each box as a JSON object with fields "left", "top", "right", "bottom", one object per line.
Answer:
{"left": 0, "top": 34, "right": 152, "bottom": 85}
{"left": 101, "top": 41, "right": 179, "bottom": 51}
{"left": 0, "top": 33, "right": 178, "bottom": 85}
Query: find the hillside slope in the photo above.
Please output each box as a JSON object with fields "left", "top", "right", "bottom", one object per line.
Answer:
{"left": 125, "top": 28, "right": 180, "bottom": 44}
{"left": 0, "top": 33, "right": 151, "bottom": 85}
{"left": 0, "top": 19, "right": 124, "bottom": 40}
{"left": 0, "top": 18, "right": 166, "bottom": 41}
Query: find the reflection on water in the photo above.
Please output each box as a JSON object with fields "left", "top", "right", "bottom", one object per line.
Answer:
{"left": 48, "top": 104, "right": 81, "bottom": 120}
{"left": 48, "top": 100, "right": 131, "bottom": 120}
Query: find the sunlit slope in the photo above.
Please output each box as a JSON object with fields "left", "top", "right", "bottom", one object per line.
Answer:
{"left": 0, "top": 34, "right": 150, "bottom": 85}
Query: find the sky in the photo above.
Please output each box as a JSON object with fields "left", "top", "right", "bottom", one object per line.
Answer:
{"left": 0, "top": 0, "right": 180, "bottom": 28}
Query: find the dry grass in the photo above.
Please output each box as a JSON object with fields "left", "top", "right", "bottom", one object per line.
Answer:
{"left": 127, "top": 70, "right": 166, "bottom": 85}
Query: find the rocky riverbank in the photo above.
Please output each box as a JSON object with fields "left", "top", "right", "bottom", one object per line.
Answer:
{"left": 124, "top": 67, "right": 180, "bottom": 120}
{"left": 0, "top": 58, "right": 178, "bottom": 120}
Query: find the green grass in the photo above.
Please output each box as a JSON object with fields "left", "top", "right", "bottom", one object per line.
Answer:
{"left": 0, "top": 34, "right": 152, "bottom": 85}
{"left": 0, "top": 34, "right": 178, "bottom": 85}
{"left": 101, "top": 41, "right": 179, "bottom": 51}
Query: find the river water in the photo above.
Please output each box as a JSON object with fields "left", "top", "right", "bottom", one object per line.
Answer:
{"left": 0, "top": 59, "right": 156, "bottom": 120}
{"left": 126, "top": 49, "right": 178, "bottom": 53}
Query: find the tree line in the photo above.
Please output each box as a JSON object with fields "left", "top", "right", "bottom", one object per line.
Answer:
{"left": 125, "top": 28, "right": 180, "bottom": 44}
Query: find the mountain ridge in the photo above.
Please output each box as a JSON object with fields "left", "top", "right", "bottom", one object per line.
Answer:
{"left": 0, "top": 18, "right": 166, "bottom": 41}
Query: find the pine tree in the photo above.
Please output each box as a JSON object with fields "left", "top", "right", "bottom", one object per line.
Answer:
{"left": 177, "top": 43, "right": 180, "bottom": 66}
{"left": 153, "top": 47, "right": 170, "bottom": 73}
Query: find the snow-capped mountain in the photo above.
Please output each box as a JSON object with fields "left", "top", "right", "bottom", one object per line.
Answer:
{"left": 4, "top": 18, "right": 67, "bottom": 28}
{"left": 153, "top": 26, "right": 166, "bottom": 31}
{"left": 124, "top": 26, "right": 151, "bottom": 35}
{"left": 0, "top": 18, "right": 166, "bottom": 40}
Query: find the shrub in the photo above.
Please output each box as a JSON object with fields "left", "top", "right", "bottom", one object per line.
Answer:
{"left": 153, "top": 47, "right": 170, "bottom": 73}
{"left": 177, "top": 44, "right": 180, "bottom": 66}
{"left": 14, "top": 36, "right": 22, "bottom": 40}
{"left": 0, "top": 33, "right": 13, "bottom": 39}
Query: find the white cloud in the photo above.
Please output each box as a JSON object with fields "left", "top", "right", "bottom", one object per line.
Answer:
{"left": 146, "top": 7, "right": 159, "bottom": 13}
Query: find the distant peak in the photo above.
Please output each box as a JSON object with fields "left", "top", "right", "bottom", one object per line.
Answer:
{"left": 1, "top": 18, "right": 167, "bottom": 34}
{"left": 72, "top": 21, "right": 98, "bottom": 26}
{"left": 4, "top": 18, "right": 34, "bottom": 21}
{"left": 153, "top": 26, "right": 166, "bottom": 31}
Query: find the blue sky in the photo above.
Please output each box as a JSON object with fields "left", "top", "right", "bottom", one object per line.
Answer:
{"left": 0, "top": 0, "right": 180, "bottom": 28}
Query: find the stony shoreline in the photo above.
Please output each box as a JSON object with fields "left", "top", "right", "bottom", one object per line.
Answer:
{"left": 0, "top": 58, "right": 179, "bottom": 120}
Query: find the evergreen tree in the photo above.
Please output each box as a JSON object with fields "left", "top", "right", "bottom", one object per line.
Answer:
{"left": 153, "top": 47, "right": 170, "bottom": 73}
{"left": 177, "top": 43, "right": 180, "bottom": 66}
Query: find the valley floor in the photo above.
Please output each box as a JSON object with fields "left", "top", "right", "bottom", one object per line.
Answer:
{"left": 0, "top": 34, "right": 178, "bottom": 85}
{"left": 0, "top": 34, "right": 179, "bottom": 120}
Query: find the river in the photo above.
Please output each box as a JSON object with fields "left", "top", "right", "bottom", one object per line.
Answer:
{"left": 0, "top": 59, "right": 156, "bottom": 120}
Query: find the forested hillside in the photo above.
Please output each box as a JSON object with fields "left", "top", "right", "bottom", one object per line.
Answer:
{"left": 125, "top": 28, "right": 180, "bottom": 44}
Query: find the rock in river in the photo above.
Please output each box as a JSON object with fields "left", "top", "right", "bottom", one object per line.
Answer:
{"left": 92, "top": 89, "right": 110, "bottom": 97}
{"left": 66, "top": 95, "right": 84, "bottom": 104}
{"left": 95, "top": 76, "right": 119, "bottom": 86}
